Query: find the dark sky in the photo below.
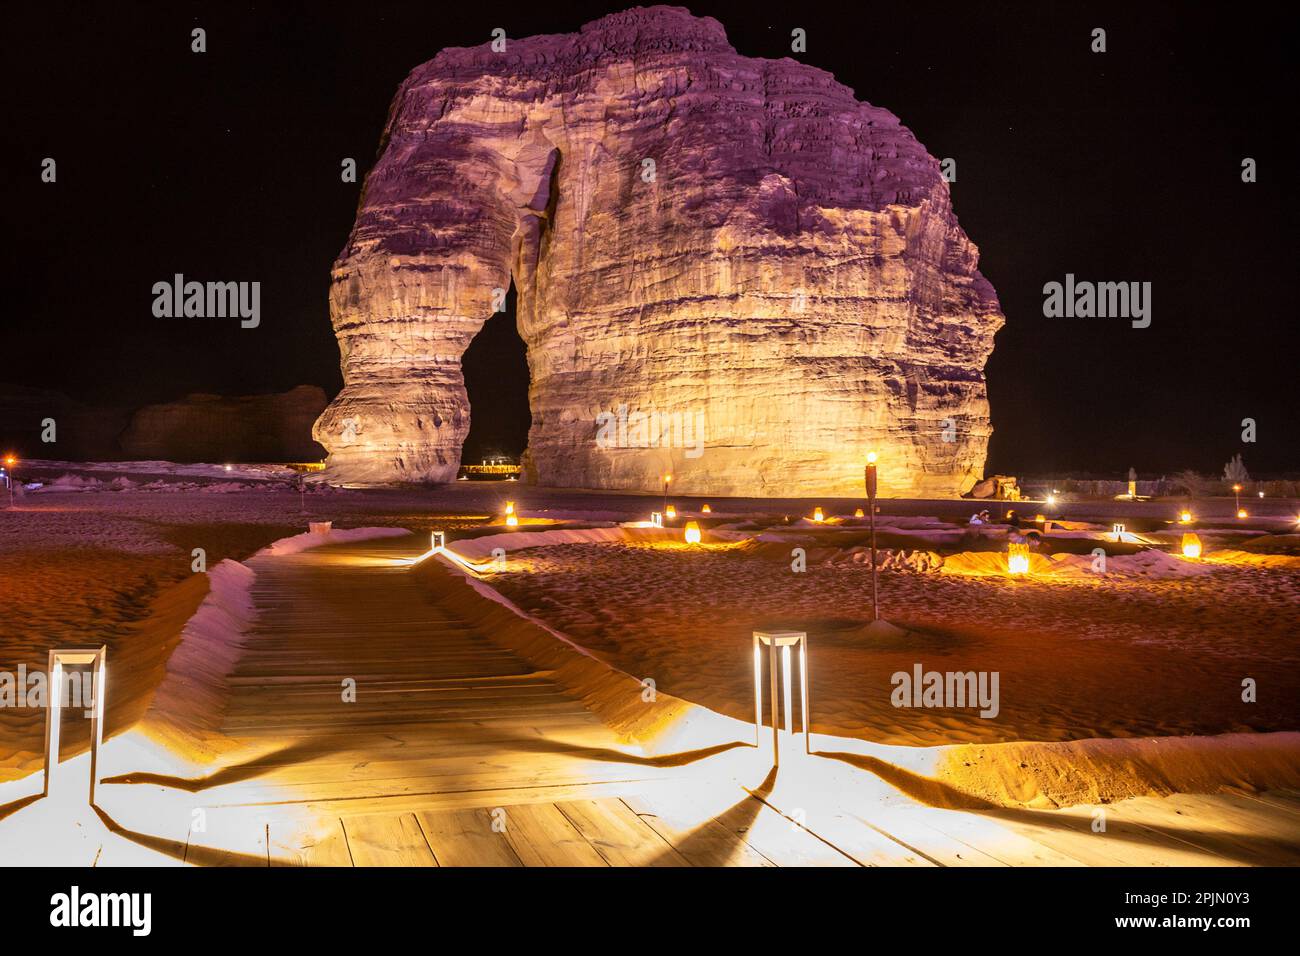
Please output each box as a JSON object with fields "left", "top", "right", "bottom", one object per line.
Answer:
{"left": 3, "top": 1, "right": 1295, "bottom": 474}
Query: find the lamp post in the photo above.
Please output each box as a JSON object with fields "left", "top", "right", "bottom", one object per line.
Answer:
{"left": 3, "top": 454, "right": 15, "bottom": 508}
{"left": 1232, "top": 483, "right": 1242, "bottom": 513}
{"left": 662, "top": 472, "right": 671, "bottom": 515}
{"left": 865, "top": 452, "right": 879, "bottom": 621}
{"left": 861, "top": 453, "right": 905, "bottom": 638}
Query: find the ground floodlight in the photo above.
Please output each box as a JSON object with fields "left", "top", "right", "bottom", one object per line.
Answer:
{"left": 43, "top": 646, "right": 107, "bottom": 805}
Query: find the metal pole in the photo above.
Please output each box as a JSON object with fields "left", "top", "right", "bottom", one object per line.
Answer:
{"left": 753, "top": 636, "right": 762, "bottom": 748}
{"left": 768, "top": 637, "right": 780, "bottom": 767}
{"left": 869, "top": 490, "right": 879, "bottom": 620}
{"left": 42, "top": 652, "right": 58, "bottom": 796}
{"left": 800, "top": 636, "right": 811, "bottom": 754}
{"left": 866, "top": 457, "right": 879, "bottom": 620}
{"left": 782, "top": 644, "right": 793, "bottom": 737}
{"left": 89, "top": 648, "right": 106, "bottom": 805}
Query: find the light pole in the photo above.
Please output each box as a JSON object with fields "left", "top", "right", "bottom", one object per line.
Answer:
{"left": 662, "top": 472, "right": 671, "bottom": 514}
{"left": 1232, "top": 483, "right": 1242, "bottom": 513}
{"left": 865, "top": 452, "right": 879, "bottom": 620}
{"left": 861, "top": 452, "right": 905, "bottom": 638}
{"left": 3, "top": 454, "right": 15, "bottom": 509}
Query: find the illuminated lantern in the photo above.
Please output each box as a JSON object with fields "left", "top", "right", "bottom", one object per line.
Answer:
{"left": 812, "top": 507, "right": 824, "bottom": 523}
{"left": 504, "top": 501, "right": 515, "bottom": 515}
{"left": 1007, "top": 542, "right": 1030, "bottom": 575}
{"left": 854, "top": 507, "right": 865, "bottom": 518}
{"left": 650, "top": 511, "right": 663, "bottom": 528}
{"left": 1237, "top": 509, "right": 1248, "bottom": 519}
{"left": 1181, "top": 533, "right": 1202, "bottom": 559}
{"left": 431, "top": 531, "right": 446, "bottom": 550}
{"left": 504, "top": 501, "right": 519, "bottom": 526}
{"left": 1178, "top": 510, "right": 1192, "bottom": 524}
{"left": 1046, "top": 494, "right": 1057, "bottom": 507}
{"left": 665, "top": 504, "right": 677, "bottom": 520}
{"left": 701, "top": 503, "right": 711, "bottom": 513}
{"left": 1112, "top": 523, "right": 1125, "bottom": 541}
{"left": 684, "top": 521, "right": 701, "bottom": 544}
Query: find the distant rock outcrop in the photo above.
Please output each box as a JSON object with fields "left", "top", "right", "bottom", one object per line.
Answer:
{"left": 119, "top": 386, "right": 328, "bottom": 462}
{"left": 315, "top": 5, "right": 1003, "bottom": 495}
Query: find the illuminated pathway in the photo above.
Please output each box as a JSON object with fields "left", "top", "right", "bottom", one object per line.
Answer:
{"left": 3, "top": 532, "right": 1298, "bottom": 866}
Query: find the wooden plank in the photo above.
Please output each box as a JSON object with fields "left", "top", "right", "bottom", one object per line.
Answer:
{"left": 992, "top": 806, "right": 1234, "bottom": 867}
{"left": 1237, "top": 789, "right": 1300, "bottom": 818}
{"left": 342, "top": 812, "right": 438, "bottom": 866}
{"left": 555, "top": 799, "right": 687, "bottom": 867}
{"left": 415, "top": 807, "right": 522, "bottom": 867}
{"left": 892, "top": 806, "right": 1081, "bottom": 867}
{"left": 499, "top": 802, "right": 608, "bottom": 867}
{"left": 268, "top": 817, "right": 353, "bottom": 867}
{"left": 185, "top": 811, "right": 268, "bottom": 866}
{"left": 841, "top": 806, "right": 1001, "bottom": 867}
{"left": 723, "top": 796, "right": 859, "bottom": 867}
{"left": 798, "top": 809, "right": 937, "bottom": 867}
{"left": 622, "top": 793, "right": 774, "bottom": 867}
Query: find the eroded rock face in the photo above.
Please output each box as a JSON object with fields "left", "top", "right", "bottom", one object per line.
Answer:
{"left": 315, "top": 5, "right": 1003, "bottom": 495}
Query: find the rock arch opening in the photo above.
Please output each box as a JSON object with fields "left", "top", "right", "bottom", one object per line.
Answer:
{"left": 460, "top": 281, "right": 531, "bottom": 465}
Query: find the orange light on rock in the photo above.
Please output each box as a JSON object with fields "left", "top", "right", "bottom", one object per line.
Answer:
{"left": 1181, "top": 533, "right": 1202, "bottom": 559}
{"left": 854, "top": 507, "right": 865, "bottom": 518}
{"left": 812, "top": 507, "right": 824, "bottom": 523}
{"left": 665, "top": 504, "right": 676, "bottom": 520}
{"left": 684, "top": 521, "right": 701, "bottom": 544}
{"left": 701, "top": 503, "right": 711, "bottom": 513}
{"left": 1237, "top": 509, "right": 1248, "bottom": 519}
{"left": 1007, "top": 542, "right": 1030, "bottom": 575}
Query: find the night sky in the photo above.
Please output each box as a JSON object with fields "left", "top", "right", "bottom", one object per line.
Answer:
{"left": 4, "top": 2, "right": 1294, "bottom": 475}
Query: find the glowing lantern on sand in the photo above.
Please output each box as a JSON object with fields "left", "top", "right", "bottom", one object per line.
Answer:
{"left": 701, "top": 503, "right": 711, "bottom": 513}
{"left": 1237, "top": 509, "right": 1248, "bottom": 519}
{"left": 684, "top": 521, "right": 701, "bottom": 544}
{"left": 1181, "top": 533, "right": 1202, "bottom": 559}
{"left": 650, "top": 511, "right": 663, "bottom": 528}
{"left": 812, "top": 507, "right": 825, "bottom": 523}
{"left": 854, "top": 507, "right": 865, "bottom": 518}
{"left": 665, "top": 504, "right": 677, "bottom": 520}
{"left": 504, "top": 501, "right": 518, "bottom": 527}
{"left": 1178, "top": 510, "right": 1192, "bottom": 524}
{"left": 1007, "top": 542, "right": 1030, "bottom": 575}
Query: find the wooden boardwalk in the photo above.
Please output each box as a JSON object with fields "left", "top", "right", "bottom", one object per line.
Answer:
{"left": 6, "top": 533, "right": 1299, "bottom": 867}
